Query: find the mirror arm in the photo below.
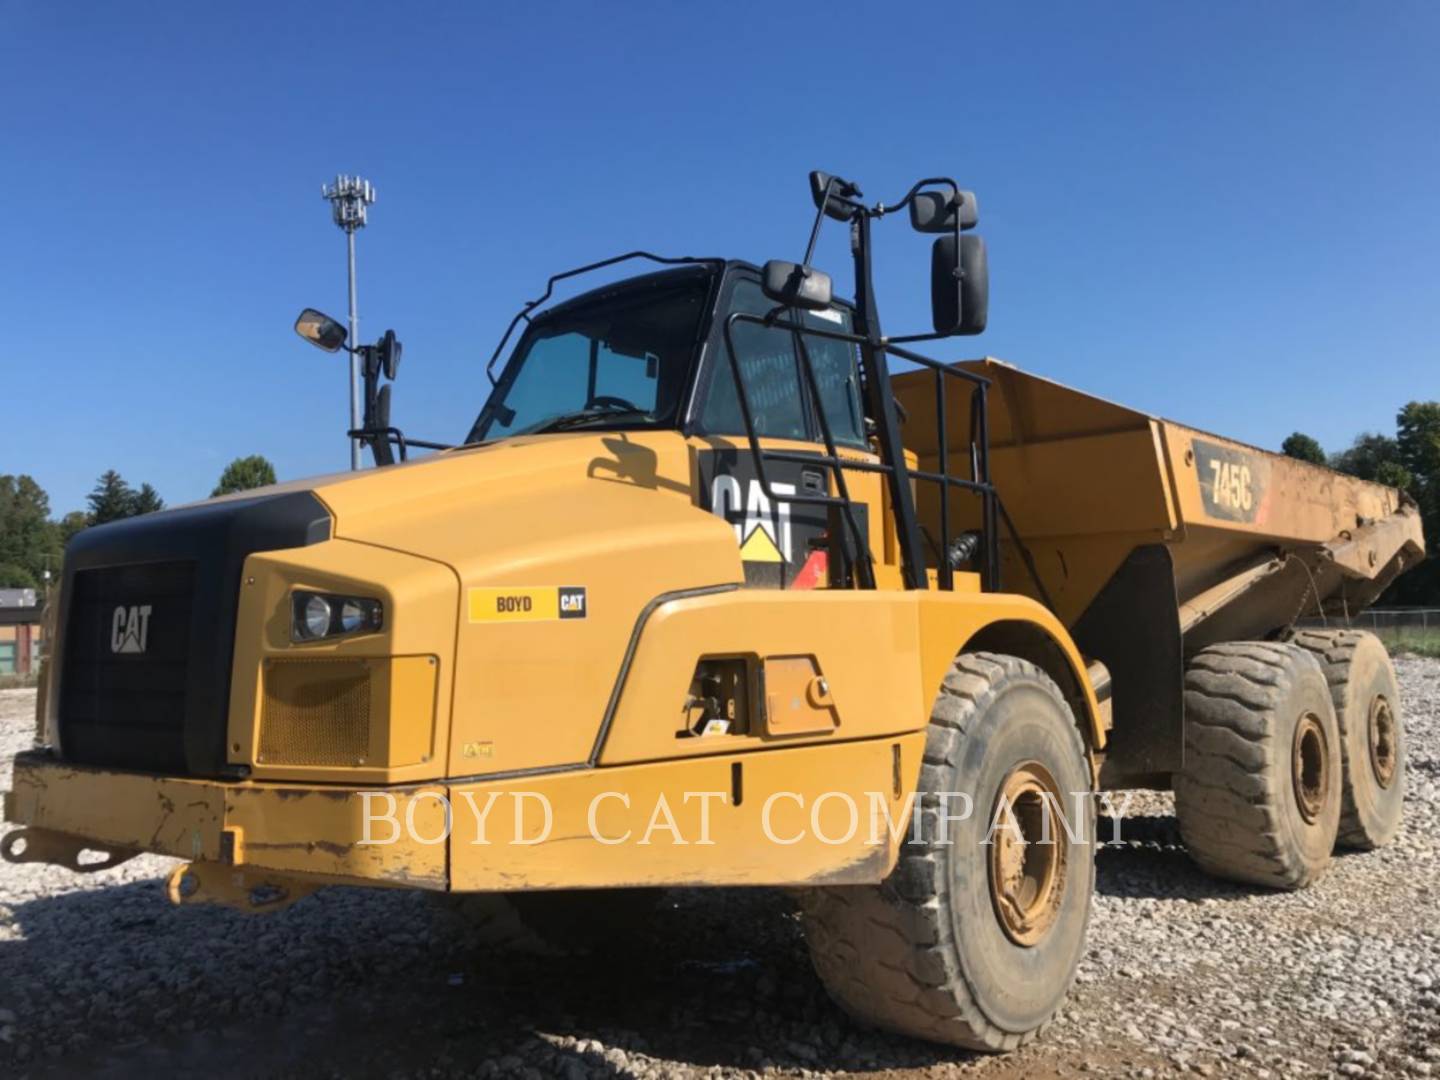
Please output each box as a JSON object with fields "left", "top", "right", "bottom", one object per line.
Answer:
{"left": 883, "top": 330, "right": 959, "bottom": 345}
{"left": 802, "top": 175, "right": 839, "bottom": 266}
{"left": 875, "top": 176, "right": 961, "bottom": 217}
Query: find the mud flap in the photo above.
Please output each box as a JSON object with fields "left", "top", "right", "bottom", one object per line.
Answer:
{"left": 1071, "top": 544, "right": 1183, "bottom": 784}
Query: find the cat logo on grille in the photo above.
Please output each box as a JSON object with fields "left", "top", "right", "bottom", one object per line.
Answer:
{"left": 110, "top": 604, "right": 153, "bottom": 654}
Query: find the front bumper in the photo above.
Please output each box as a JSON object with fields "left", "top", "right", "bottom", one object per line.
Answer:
{"left": 4, "top": 734, "right": 925, "bottom": 895}
{"left": 3, "top": 750, "right": 447, "bottom": 889}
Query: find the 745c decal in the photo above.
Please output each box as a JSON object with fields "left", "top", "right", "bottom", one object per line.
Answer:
{"left": 1191, "top": 438, "right": 1266, "bottom": 524}
{"left": 468, "top": 586, "right": 587, "bottom": 623}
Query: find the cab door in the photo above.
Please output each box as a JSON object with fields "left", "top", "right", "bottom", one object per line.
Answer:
{"left": 686, "top": 269, "right": 900, "bottom": 590}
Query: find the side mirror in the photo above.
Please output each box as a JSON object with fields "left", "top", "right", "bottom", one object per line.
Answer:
{"left": 762, "top": 260, "right": 834, "bottom": 312}
{"left": 809, "top": 171, "right": 860, "bottom": 222}
{"left": 909, "top": 189, "right": 979, "bottom": 233}
{"left": 294, "top": 308, "right": 348, "bottom": 352}
{"left": 931, "top": 233, "right": 988, "bottom": 335}
{"left": 378, "top": 329, "right": 402, "bottom": 379}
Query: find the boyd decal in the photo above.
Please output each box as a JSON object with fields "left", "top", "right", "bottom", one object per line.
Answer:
{"left": 110, "top": 604, "right": 152, "bottom": 654}
{"left": 468, "top": 586, "right": 587, "bottom": 623}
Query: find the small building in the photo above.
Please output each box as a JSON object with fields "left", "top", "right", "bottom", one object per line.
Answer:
{"left": 0, "top": 588, "right": 44, "bottom": 677}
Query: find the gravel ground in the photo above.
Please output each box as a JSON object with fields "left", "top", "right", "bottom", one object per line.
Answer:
{"left": 2, "top": 657, "right": 1438, "bottom": 1079}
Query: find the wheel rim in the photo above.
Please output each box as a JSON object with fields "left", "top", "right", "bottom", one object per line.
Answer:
{"left": 1368, "top": 696, "right": 1397, "bottom": 790}
{"left": 1291, "top": 712, "right": 1330, "bottom": 824}
{"left": 988, "top": 761, "right": 1069, "bottom": 947}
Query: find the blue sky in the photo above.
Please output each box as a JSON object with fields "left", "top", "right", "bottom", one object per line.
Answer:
{"left": 3, "top": 2, "right": 1437, "bottom": 515}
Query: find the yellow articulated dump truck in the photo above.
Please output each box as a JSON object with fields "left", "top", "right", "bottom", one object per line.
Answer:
{"left": 3, "top": 171, "right": 1423, "bottom": 1051}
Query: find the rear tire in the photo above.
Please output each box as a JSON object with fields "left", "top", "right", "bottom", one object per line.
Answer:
{"left": 1175, "top": 642, "right": 1341, "bottom": 889}
{"left": 1289, "top": 629, "right": 1405, "bottom": 849}
{"left": 798, "top": 653, "right": 1094, "bottom": 1051}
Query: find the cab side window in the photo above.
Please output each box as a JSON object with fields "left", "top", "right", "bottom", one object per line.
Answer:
{"left": 699, "top": 278, "right": 867, "bottom": 446}
{"left": 700, "top": 279, "right": 808, "bottom": 440}
{"left": 800, "top": 307, "right": 867, "bottom": 447}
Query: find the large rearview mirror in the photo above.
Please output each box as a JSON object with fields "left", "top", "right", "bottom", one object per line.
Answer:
{"left": 294, "top": 308, "right": 348, "bottom": 352}
{"left": 910, "top": 189, "right": 978, "bottom": 233}
{"left": 762, "top": 260, "right": 834, "bottom": 312}
{"left": 378, "top": 329, "right": 402, "bottom": 379}
{"left": 931, "top": 233, "right": 988, "bottom": 335}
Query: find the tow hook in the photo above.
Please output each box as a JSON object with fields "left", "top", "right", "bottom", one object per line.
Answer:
{"left": 0, "top": 827, "right": 139, "bottom": 873}
{"left": 165, "top": 861, "right": 317, "bottom": 914}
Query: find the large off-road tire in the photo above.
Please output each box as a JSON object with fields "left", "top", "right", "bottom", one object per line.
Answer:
{"left": 798, "top": 653, "right": 1094, "bottom": 1052}
{"left": 1175, "top": 642, "right": 1341, "bottom": 889}
{"left": 1289, "top": 628, "right": 1405, "bottom": 849}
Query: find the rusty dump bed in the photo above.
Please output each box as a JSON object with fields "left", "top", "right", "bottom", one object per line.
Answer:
{"left": 894, "top": 359, "right": 1425, "bottom": 782}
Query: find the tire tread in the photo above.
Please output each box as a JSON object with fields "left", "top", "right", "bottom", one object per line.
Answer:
{"left": 1175, "top": 641, "right": 1337, "bottom": 889}
{"left": 799, "top": 653, "right": 1089, "bottom": 1051}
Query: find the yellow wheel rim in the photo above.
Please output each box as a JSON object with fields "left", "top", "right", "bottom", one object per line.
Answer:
{"left": 988, "top": 761, "right": 1069, "bottom": 948}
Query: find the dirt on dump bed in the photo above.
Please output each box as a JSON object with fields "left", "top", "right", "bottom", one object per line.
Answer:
{"left": 2, "top": 658, "right": 1438, "bottom": 1079}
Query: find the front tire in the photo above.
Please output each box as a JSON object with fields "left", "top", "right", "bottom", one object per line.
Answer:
{"left": 799, "top": 653, "right": 1094, "bottom": 1052}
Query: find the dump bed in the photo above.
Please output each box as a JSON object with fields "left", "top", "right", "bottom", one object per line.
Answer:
{"left": 893, "top": 359, "right": 1425, "bottom": 782}
{"left": 895, "top": 358, "right": 1423, "bottom": 637}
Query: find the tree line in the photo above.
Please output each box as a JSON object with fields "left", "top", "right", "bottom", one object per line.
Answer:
{"left": 0, "top": 455, "right": 276, "bottom": 591}
{"left": 1284, "top": 400, "right": 1440, "bottom": 604}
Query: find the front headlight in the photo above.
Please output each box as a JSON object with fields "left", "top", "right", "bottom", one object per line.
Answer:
{"left": 291, "top": 590, "right": 383, "bottom": 642}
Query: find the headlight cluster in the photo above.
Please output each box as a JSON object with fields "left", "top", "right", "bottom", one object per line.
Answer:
{"left": 291, "top": 590, "right": 384, "bottom": 643}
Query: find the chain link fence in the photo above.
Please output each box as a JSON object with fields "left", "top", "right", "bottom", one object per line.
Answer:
{"left": 1300, "top": 608, "right": 1440, "bottom": 654}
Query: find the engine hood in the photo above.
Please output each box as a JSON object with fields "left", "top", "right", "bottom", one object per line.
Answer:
{"left": 300, "top": 431, "right": 742, "bottom": 585}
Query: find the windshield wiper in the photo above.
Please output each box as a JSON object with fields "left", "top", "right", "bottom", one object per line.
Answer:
{"left": 523, "top": 404, "right": 653, "bottom": 435}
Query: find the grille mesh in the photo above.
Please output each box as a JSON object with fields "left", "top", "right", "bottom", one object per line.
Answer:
{"left": 59, "top": 560, "right": 196, "bottom": 773}
{"left": 259, "top": 659, "right": 371, "bottom": 767}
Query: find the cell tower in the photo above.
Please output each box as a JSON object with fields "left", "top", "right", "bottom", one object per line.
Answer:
{"left": 322, "top": 175, "right": 377, "bottom": 470}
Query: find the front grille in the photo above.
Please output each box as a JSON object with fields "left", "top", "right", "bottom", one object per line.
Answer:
{"left": 59, "top": 560, "right": 196, "bottom": 773}
{"left": 259, "top": 658, "right": 372, "bottom": 766}
{"left": 53, "top": 490, "right": 332, "bottom": 777}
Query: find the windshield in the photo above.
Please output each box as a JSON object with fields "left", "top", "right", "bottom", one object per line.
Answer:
{"left": 471, "top": 275, "right": 709, "bottom": 441}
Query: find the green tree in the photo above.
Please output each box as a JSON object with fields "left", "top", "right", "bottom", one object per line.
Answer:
{"left": 1397, "top": 402, "right": 1440, "bottom": 489}
{"left": 1281, "top": 432, "right": 1326, "bottom": 465}
{"left": 130, "top": 483, "right": 165, "bottom": 516}
{"left": 0, "top": 474, "right": 61, "bottom": 587}
{"left": 86, "top": 470, "right": 136, "bottom": 525}
{"left": 1330, "top": 433, "right": 1412, "bottom": 489}
{"left": 0, "top": 562, "right": 37, "bottom": 589}
{"left": 85, "top": 471, "right": 165, "bottom": 524}
{"left": 58, "top": 511, "right": 89, "bottom": 544}
{"left": 212, "top": 455, "right": 277, "bottom": 497}
{"left": 1395, "top": 401, "right": 1440, "bottom": 556}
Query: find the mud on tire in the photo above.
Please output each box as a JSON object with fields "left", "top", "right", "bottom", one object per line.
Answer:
{"left": 1175, "top": 641, "right": 1341, "bottom": 889}
{"left": 1289, "top": 628, "right": 1405, "bottom": 849}
{"left": 798, "top": 652, "right": 1094, "bottom": 1052}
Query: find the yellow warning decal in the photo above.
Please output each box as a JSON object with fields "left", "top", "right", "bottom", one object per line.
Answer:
{"left": 468, "top": 586, "right": 587, "bottom": 623}
{"left": 739, "top": 525, "right": 785, "bottom": 563}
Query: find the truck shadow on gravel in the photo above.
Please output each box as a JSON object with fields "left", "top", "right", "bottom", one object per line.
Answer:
{"left": 4, "top": 816, "right": 1317, "bottom": 1078}
{"left": 1, "top": 879, "right": 973, "bottom": 1078}
{"left": 1092, "top": 813, "right": 1269, "bottom": 901}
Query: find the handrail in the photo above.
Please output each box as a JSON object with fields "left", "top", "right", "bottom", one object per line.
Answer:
{"left": 721, "top": 309, "right": 1001, "bottom": 591}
